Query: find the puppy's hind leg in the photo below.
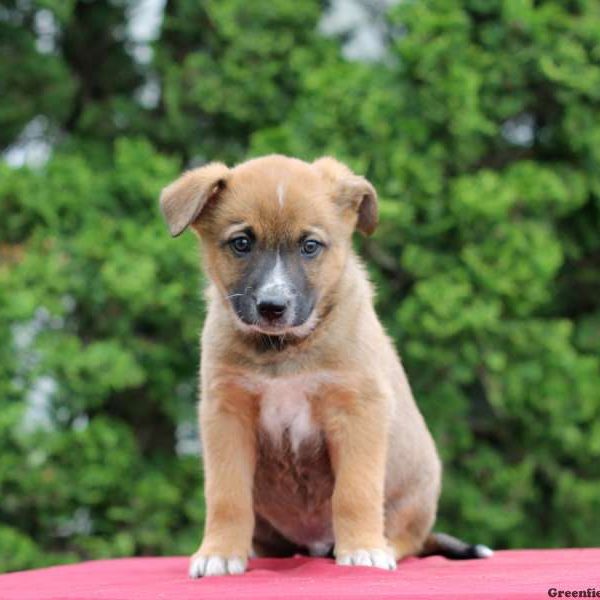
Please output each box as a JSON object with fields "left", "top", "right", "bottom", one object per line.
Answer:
{"left": 385, "top": 492, "right": 437, "bottom": 562}
{"left": 385, "top": 493, "right": 494, "bottom": 561}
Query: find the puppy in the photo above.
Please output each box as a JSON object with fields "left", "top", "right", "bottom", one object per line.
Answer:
{"left": 160, "top": 155, "right": 492, "bottom": 577}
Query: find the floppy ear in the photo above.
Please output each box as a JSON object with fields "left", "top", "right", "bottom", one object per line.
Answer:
{"left": 159, "top": 162, "right": 230, "bottom": 237}
{"left": 312, "top": 157, "right": 378, "bottom": 235}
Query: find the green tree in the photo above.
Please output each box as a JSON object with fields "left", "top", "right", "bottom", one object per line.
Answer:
{"left": 1, "top": 0, "right": 599, "bottom": 573}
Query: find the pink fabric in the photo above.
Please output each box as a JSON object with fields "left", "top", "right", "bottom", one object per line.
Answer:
{"left": 1, "top": 550, "right": 598, "bottom": 600}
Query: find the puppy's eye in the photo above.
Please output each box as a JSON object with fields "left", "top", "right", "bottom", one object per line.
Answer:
{"left": 229, "top": 235, "right": 252, "bottom": 255}
{"left": 300, "top": 239, "right": 322, "bottom": 258}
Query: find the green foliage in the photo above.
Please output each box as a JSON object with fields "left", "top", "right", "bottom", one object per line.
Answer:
{"left": 1, "top": 0, "right": 599, "bottom": 572}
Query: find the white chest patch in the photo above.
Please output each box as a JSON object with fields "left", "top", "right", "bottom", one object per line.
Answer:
{"left": 238, "top": 372, "right": 337, "bottom": 453}
{"left": 261, "top": 378, "right": 316, "bottom": 453}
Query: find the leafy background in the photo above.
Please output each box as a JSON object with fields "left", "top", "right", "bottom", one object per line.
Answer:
{"left": 1, "top": 0, "right": 599, "bottom": 573}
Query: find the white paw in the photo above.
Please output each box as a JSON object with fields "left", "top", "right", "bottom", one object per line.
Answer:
{"left": 189, "top": 554, "right": 247, "bottom": 577}
{"left": 337, "top": 548, "right": 396, "bottom": 570}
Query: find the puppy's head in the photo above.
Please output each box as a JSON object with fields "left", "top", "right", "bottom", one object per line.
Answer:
{"left": 160, "top": 155, "right": 377, "bottom": 337}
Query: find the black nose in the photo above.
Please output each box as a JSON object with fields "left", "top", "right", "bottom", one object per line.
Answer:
{"left": 257, "top": 300, "right": 287, "bottom": 322}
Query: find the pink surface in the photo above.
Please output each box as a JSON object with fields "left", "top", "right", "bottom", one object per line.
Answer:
{"left": 1, "top": 550, "right": 599, "bottom": 600}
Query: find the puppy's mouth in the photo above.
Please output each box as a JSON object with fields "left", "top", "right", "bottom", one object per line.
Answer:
{"left": 240, "top": 313, "right": 319, "bottom": 338}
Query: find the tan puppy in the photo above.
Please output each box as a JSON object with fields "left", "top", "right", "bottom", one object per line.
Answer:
{"left": 160, "top": 155, "right": 492, "bottom": 577}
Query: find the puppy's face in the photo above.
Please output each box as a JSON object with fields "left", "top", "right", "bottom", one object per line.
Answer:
{"left": 160, "top": 155, "right": 377, "bottom": 337}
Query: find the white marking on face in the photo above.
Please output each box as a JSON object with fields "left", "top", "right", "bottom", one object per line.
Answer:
{"left": 261, "top": 254, "right": 289, "bottom": 295}
{"left": 277, "top": 182, "right": 285, "bottom": 209}
{"left": 256, "top": 253, "right": 296, "bottom": 326}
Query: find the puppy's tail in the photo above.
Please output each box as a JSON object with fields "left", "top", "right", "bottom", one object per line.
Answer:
{"left": 420, "top": 532, "right": 494, "bottom": 560}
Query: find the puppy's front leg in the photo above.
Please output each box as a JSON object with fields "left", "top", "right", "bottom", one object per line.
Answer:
{"left": 323, "top": 388, "right": 396, "bottom": 571}
{"left": 189, "top": 382, "right": 256, "bottom": 578}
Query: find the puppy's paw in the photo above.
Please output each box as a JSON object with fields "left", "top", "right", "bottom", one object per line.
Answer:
{"left": 189, "top": 553, "right": 247, "bottom": 578}
{"left": 336, "top": 548, "right": 396, "bottom": 570}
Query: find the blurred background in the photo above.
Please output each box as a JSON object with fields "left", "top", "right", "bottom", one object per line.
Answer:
{"left": 1, "top": 0, "right": 600, "bottom": 573}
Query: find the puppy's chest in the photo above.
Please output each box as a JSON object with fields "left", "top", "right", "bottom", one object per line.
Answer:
{"left": 241, "top": 372, "right": 334, "bottom": 452}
